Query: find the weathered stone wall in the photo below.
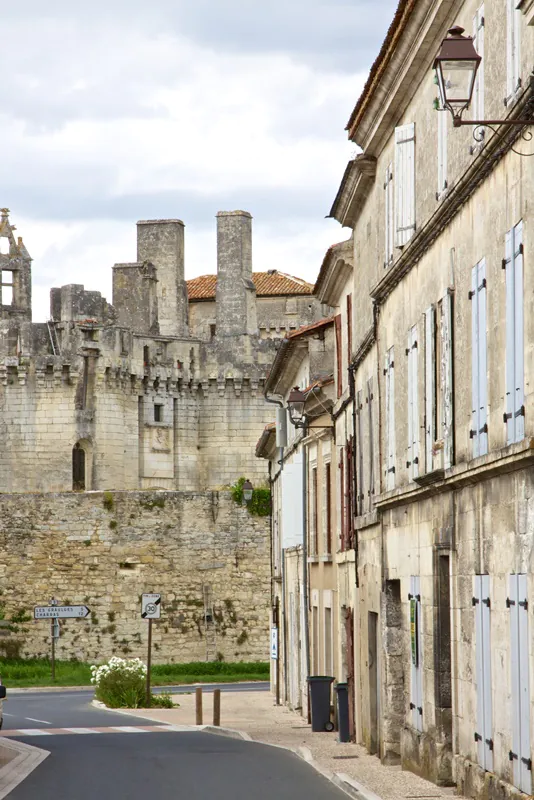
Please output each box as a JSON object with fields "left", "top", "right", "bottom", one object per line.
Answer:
{"left": 0, "top": 490, "right": 270, "bottom": 664}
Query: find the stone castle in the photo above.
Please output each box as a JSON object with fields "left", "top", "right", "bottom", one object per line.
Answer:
{"left": 0, "top": 207, "right": 327, "bottom": 662}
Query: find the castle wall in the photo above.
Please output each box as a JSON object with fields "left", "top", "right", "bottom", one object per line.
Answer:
{"left": 0, "top": 490, "right": 270, "bottom": 663}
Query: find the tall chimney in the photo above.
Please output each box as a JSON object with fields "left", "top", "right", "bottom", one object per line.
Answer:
{"left": 136, "top": 219, "right": 188, "bottom": 337}
{"left": 215, "top": 211, "right": 257, "bottom": 337}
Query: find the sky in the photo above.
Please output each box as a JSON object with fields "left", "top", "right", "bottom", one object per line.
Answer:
{"left": 1, "top": 1, "right": 397, "bottom": 321}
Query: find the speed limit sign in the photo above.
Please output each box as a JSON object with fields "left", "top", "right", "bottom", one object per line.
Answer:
{"left": 141, "top": 593, "right": 161, "bottom": 619}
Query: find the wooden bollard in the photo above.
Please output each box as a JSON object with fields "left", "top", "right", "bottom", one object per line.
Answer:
{"left": 213, "top": 688, "right": 221, "bottom": 727}
{"left": 195, "top": 687, "right": 203, "bottom": 725}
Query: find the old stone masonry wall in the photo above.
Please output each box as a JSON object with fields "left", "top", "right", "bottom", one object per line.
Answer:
{"left": 0, "top": 490, "right": 270, "bottom": 664}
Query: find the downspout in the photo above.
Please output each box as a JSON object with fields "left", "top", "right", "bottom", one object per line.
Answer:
{"left": 302, "top": 419, "right": 311, "bottom": 719}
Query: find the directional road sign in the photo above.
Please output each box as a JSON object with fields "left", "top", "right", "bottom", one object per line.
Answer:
{"left": 141, "top": 593, "right": 161, "bottom": 619}
{"left": 34, "top": 605, "right": 91, "bottom": 620}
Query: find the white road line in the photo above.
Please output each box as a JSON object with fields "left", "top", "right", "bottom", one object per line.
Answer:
{"left": 24, "top": 717, "right": 51, "bottom": 725}
{"left": 2, "top": 713, "right": 14, "bottom": 717}
{"left": 16, "top": 729, "right": 51, "bottom": 736}
{"left": 113, "top": 726, "right": 149, "bottom": 733}
{"left": 65, "top": 728, "right": 99, "bottom": 734}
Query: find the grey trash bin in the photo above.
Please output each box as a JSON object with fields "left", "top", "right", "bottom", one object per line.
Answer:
{"left": 335, "top": 682, "right": 350, "bottom": 742}
{"left": 307, "top": 676, "right": 335, "bottom": 732}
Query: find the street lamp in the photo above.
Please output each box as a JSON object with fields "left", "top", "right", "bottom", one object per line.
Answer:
{"left": 242, "top": 479, "right": 254, "bottom": 502}
{"left": 433, "top": 26, "right": 481, "bottom": 126}
{"left": 433, "top": 26, "right": 534, "bottom": 141}
{"left": 287, "top": 386, "right": 307, "bottom": 429}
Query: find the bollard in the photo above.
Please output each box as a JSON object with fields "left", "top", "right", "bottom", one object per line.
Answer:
{"left": 195, "top": 687, "right": 203, "bottom": 725}
{"left": 213, "top": 688, "right": 221, "bottom": 726}
{"left": 335, "top": 682, "right": 350, "bottom": 743}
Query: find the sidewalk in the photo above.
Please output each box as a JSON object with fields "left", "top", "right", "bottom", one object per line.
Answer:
{"left": 120, "top": 690, "right": 461, "bottom": 800}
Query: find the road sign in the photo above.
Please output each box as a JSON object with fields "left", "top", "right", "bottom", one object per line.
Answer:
{"left": 271, "top": 627, "right": 278, "bottom": 660}
{"left": 141, "top": 593, "right": 161, "bottom": 619}
{"left": 34, "top": 605, "right": 90, "bottom": 620}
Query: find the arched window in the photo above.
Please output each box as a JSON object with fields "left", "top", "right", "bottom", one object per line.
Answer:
{"left": 72, "top": 443, "right": 85, "bottom": 491}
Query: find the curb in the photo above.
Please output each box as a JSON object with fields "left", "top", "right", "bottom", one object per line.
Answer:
{"left": 92, "top": 702, "right": 382, "bottom": 800}
{"left": 8, "top": 686, "right": 93, "bottom": 695}
{"left": 0, "top": 738, "right": 49, "bottom": 799}
{"left": 8, "top": 680, "right": 268, "bottom": 696}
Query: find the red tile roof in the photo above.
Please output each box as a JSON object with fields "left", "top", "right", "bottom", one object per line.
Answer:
{"left": 187, "top": 271, "right": 314, "bottom": 301}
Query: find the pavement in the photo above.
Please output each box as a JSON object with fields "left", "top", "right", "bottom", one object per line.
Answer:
{"left": 117, "top": 690, "right": 461, "bottom": 800}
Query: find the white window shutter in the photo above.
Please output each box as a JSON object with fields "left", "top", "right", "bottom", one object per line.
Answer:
{"left": 367, "top": 378, "right": 374, "bottom": 509}
{"left": 385, "top": 348, "right": 395, "bottom": 490}
{"left": 514, "top": 3, "right": 521, "bottom": 95}
{"left": 384, "top": 164, "right": 393, "bottom": 267}
{"left": 441, "top": 292, "right": 454, "bottom": 468}
{"left": 473, "top": 7, "right": 485, "bottom": 121}
{"left": 478, "top": 260, "right": 488, "bottom": 455}
{"left": 507, "top": 0, "right": 514, "bottom": 99}
{"left": 356, "top": 390, "right": 364, "bottom": 516}
{"left": 509, "top": 574, "right": 531, "bottom": 793}
{"left": 424, "top": 306, "right": 436, "bottom": 472}
{"left": 437, "top": 110, "right": 447, "bottom": 195}
{"left": 395, "top": 124, "right": 415, "bottom": 247}
{"left": 514, "top": 222, "right": 524, "bottom": 441}
{"left": 411, "top": 326, "right": 419, "bottom": 478}
{"left": 407, "top": 334, "right": 413, "bottom": 474}
{"left": 474, "top": 575, "right": 493, "bottom": 771}
{"left": 505, "top": 230, "right": 515, "bottom": 442}
{"left": 409, "top": 576, "right": 423, "bottom": 732}
{"left": 471, "top": 266, "right": 480, "bottom": 458}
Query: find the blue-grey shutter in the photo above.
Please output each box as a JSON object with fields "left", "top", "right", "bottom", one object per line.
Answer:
{"left": 409, "top": 576, "right": 423, "bottom": 732}
{"left": 478, "top": 260, "right": 488, "bottom": 455}
{"left": 474, "top": 575, "right": 493, "bottom": 771}
{"left": 509, "top": 573, "right": 531, "bottom": 793}
{"left": 442, "top": 292, "right": 454, "bottom": 468}
{"left": 424, "top": 306, "right": 436, "bottom": 472}
{"left": 395, "top": 124, "right": 415, "bottom": 247}
{"left": 409, "top": 326, "right": 419, "bottom": 479}
{"left": 514, "top": 222, "right": 524, "bottom": 441}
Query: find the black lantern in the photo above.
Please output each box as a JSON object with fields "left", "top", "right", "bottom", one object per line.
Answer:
{"left": 242, "top": 479, "right": 254, "bottom": 502}
{"left": 433, "top": 26, "right": 481, "bottom": 125}
{"left": 287, "top": 386, "right": 306, "bottom": 427}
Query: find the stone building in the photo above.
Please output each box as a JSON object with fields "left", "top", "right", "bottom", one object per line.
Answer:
{"left": 260, "top": 1, "right": 534, "bottom": 799}
{"left": 0, "top": 206, "right": 327, "bottom": 662}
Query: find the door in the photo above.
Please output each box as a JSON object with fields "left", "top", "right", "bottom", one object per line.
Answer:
{"left": 344, "top": 607, "right": 355, "bottom": 740}
{"left": 368, "top": 611, "right": 379, "bottom": 754}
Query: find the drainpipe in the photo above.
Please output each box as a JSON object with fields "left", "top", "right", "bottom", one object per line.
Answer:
{"left": 348, "top": 363, "right": 359, "bottom": 588}
{"left": 301, "top": 419, "right": 311, "bottom": 721}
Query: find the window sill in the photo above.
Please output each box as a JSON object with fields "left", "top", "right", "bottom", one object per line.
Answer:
{"left": 320, "top": 555, "right": 333, "bottom": 563}
{"left": 307, "top": 555, "right": 320, "bottom": 564}
{"left": 376, "top": 438, "right": 534, "bottom": 511}
{"left": 355, "top": 509, "right": 379, "bottom": 530}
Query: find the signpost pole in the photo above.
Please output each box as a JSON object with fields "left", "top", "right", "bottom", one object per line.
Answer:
{"left": 146, "top": 618, "right": 153, "bottom": 708}
{"left": 50, "top": 598, "right": 57, "bottom": 682}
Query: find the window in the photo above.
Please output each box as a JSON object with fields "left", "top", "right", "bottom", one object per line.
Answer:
{"left": 310, "top": 466, "right": 318, "bottom": 556}
{"left": 424, "top": 307, "right": 436, "bottom": 472}
{"left": 437, "top": 293, "right": 454, "bottom": 468}
{"left": 472, "top": 7, "right": 485, "bottom": 124}
{"left": 509, "top": 574, "right": 531, "bottom": 793}
{"left": 346, "top": 294, "right": 353, "bottom": 359}
{"left": 335, "top": 314, "right": 342, "bottom": 398}
{"left": 409, "top": 576, "right": 423, "bottom": 732}
{"left": 470, "top": 260, "right": 488, "bottom": 457}
{"left": 324, "top": 605, "right": 333, "bottom": 676}
{"left": 154, "top": 404, "right": 163, "bottom": 423}
{"left": 384, "top": 163, "right": 394, "bottom": 267}
{"left": 0, "top": 238, "right": 9, "bottom": 255}
{"left": 437, "top": 107, "right": 447, "bottom": 197}
{"left": 209, "top": 324, "right": 216, "bottom": 340}
{"left": 395, "top": 123, "right": 416, "bottom": 247}
{"left": 356, "top": 390, "right": 364, "bottom": 516}
{"left": 324, "top": 462, "right": 332, "bottom": 554}
{"left": 385, "top": 347, "right": 396, "bottom": 490}
{"left": 473, "top": 574, "right": 493, "bottom": 772}
{"left": 505, "top": 221, "right": 524, "bottom": 444}
{"left": 406, "top": 325, "right": 419, "bottom": 479}
{"left": 507, "top": 0, "right": 522, "bottom": 103}
{"left": 366, "top": 378, "right": 375, "bottom": 509}
{"left": 1, "top": 270, "right": 13, "bottom": 306}
{"left": 72, "top": 443, "right": 85, "bottom": 491}
{"left": 143, "top": 345, "right": 150, "bottom": 367}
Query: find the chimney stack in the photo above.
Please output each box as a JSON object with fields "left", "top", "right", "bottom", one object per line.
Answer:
{"left": 215, "top": 211, "right": 257, "bottom": 337}
{"left": 136, "top": 219, "right": 188, "bottom": 337}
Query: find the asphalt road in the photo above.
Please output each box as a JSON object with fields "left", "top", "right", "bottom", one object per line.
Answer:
{"left": 2, "top": 686, "right": 347, "bottom": 800}
{"left": 3, "top": 682, "right": 269, "bottom": 730}
{"left": 7, "top": 731, "right": 347, "bottom": 800}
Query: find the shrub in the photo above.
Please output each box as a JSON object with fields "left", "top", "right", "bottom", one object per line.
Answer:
{"left": 151, "top": 691, "right": 174, "bottom": 709}
{"left": 230, "top": 477, "right": 271, "bottom": 516}
{"left": 91, "top": 657, "right": 147, "bottom": 708}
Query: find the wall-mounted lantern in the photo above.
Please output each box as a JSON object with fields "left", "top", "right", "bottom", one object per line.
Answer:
{"left": 242, "top": 479, "right": 254, "bottom": 503}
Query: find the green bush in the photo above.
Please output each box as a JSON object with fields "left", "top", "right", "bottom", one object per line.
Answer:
{"left": 151, "top": 691, "right": 174, "bottom": 709}
{"left": 91, "top": 657, "right": 147, "bottom": 708}
{"left": 230, "top": 477, "right": 271, "bottom": 516}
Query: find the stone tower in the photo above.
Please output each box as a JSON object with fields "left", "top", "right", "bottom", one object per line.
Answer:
{"left": 215, "top": 211, "right": 257, "bottom": 337}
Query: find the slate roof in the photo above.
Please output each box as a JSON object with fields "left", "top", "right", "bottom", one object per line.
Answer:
{"left": 187, "top": 271, "right": 314, "bottom": 301}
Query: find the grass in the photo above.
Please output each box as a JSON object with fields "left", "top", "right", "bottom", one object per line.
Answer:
{"left": 0, "top": 659, "right": 269, "bottom": 688}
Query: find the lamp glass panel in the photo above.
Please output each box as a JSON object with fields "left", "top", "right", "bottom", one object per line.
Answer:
{"left": 440, "top": 59, "right": 477, "bottom": 103}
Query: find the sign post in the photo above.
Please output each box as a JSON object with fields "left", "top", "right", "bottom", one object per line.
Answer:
{"left": 141, "top": 593, "right": 161, "bottom": 708}
{"left": 33, "top": 601, "right": 91, "bottom": 682}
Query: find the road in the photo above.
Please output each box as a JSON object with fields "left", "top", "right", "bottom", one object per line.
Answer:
{"left": 1, "top": 685, "right": 346, "bottom": 799}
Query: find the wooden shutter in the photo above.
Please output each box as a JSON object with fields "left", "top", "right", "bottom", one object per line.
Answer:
{"left": 441, "top": 292, "right": 454, "bottom": 468}
{"left": 335, "top": 314, "right": 342, "bottom": 398}
{"left": 367, "top": 378, "right": 374, "bottom": 510}
{"left": 385, "top": 347, "right": 396, "bottom": 490}
{"left": 471, "top": 260, "right": 488, "bottom": 457}
{"left": 509, "top": 574, "right": 531, "bottom": 793}
{"left": 347, "top": 294, "right": 353, "bottom": 360}
{"left": 409, "top": 576, "right": 423, "bottom": 732}
{"left": 346, "top": 436, "right": 354, "bottom": 548}
{"left": 395, "top": 124, "right": 416, "bottom": 247}
{"left": 384, "top": 163, "right": 394, "bottom": 266}
{"left": 325, "top": 463, "right": 332, "bottom": 555}
{"left": 356, "top": 390, "right": 364, "bottom": 516}
{"left": 424, "top": 307, "right": 436, "bottom": 472}
{"left": 437, "top": 109, "right": 447, "bottom": 195}
{"left": 339, "top": 447, "right": 345, "bottom": 550}
{"left": 505, "top": 222, "right": 524, "bottom": 444}
{"left": 474, "top": 575, "right": 493, "bottom": 771}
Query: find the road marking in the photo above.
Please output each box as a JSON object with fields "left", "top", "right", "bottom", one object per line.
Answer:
{"left": 14, "top": 729, "right": 52, "bottom": 736}
{"left": 112, "top": 726, "right": 149, "bottom": 733}
{"left": 64, "top": 728, "right": 100, "bottom": 734}
{"left": 24, "top": 717, "right": 51, "bottom": 725}
{"left": 0, "top": 725, "right": 180, "bottom": 737}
